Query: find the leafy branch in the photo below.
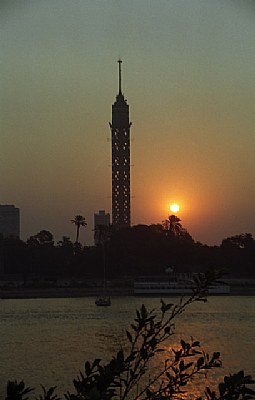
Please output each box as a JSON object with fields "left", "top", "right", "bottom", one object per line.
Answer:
{"left": 5, "top": 270, "right": 254, "bottom": 400}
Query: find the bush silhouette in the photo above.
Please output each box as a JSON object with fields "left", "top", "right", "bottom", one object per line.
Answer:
{"left": 5, "top": 271, "right": 255, "bottom": 400}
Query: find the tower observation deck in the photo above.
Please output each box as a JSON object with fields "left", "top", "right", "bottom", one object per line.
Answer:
{"left": 109, "top": 60, "right": 132, "bottom": 229}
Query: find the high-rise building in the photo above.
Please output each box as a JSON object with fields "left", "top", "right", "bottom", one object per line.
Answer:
{"left": 94, "top": 210, "right": 110, "bottom": 245}
{"left": 0, "top": 205, "right": 20, "bottom": 238}
{"left": 109, "top": 60, "right": 132, "bottom": 229}
{"left": 94, "top": 210, "right": 110, "bottom": 228}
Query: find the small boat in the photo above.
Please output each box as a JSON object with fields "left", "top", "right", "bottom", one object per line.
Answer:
{"left": 95, "top": 296, "right": 111, "bottom": 306}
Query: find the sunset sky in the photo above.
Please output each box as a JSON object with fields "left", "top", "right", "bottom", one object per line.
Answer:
{"left": 1, "top": 0, "right": 255, "bottom": 245}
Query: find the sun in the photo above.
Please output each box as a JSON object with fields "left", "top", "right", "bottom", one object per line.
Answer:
{"left": 169, "top": 203, "right": 180, "bottom": 213}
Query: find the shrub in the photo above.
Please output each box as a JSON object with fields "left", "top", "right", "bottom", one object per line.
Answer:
{"left": 5, "top": 271, "right": 255, "bottom": 400}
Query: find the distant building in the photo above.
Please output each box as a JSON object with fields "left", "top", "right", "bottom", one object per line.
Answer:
{"left": 94, "top": 210, "right": 110, "bottom": 245}
{"left": 0, "top": 205, "right": 20, "bottom": 238}
{"left": 109, "top": 59, "right": 132, "bottom": 229}
{"left": 94, "top": 210, "right": 110, "bottom": 227}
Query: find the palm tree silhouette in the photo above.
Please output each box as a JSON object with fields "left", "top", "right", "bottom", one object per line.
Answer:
{"left": 162, "top": 214, "right": 182, "bottom": 237}
{"left": 71, "top": 215, "right": 87, "bottom": 243}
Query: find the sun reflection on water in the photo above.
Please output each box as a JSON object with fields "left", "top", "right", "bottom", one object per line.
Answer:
{"left": 1, "top": 296, "right": 254, "bottom": 398}
{"left": 141, "top": 339, "right": 222, "bottom": 400}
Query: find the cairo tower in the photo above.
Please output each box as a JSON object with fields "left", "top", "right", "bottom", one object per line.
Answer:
{"left": 109, "top": 60, "right": 132, "bottom": 229}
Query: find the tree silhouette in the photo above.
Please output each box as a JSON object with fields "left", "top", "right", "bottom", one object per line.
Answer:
{"left": 162, "top": 214, "right": 183, "bottom": 237}
{"left": 27, "top": 230, "right": 54, "bottom": 247}
{"left": 71, "top": 215, "right": 87, "bottom": 244}
{"left": 26, "top": 230, "right": 55, "bottom": 275}
{"left": 94, "top": 224, "right": 113, "bottom": 246}
{"left": 6, "top": 272, "right": 255, "bottom": 400}
{"left": 221, "top": 233, "right": 255, "bottom": 249}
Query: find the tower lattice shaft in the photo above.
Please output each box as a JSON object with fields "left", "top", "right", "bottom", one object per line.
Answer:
{"left": 110, "top": 60, "right": 131, "bottom": 229}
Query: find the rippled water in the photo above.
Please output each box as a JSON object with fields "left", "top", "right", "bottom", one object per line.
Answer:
{"left": 1, "top": 296, "right": 254, "bottom": 398}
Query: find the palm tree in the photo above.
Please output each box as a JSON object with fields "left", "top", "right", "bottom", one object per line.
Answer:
{"left": 71, "top": 215, "right": 87, "bottom": 243}
{"left": 162, "top": 214, "right": 182, "bottom": 237}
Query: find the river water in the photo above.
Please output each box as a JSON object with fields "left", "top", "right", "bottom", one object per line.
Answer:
{"left": 1, "top": 296, "right": 254, "bottom": 398}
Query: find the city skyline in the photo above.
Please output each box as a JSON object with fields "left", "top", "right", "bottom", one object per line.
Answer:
{"left": 1, "top": 1, "right": 255, "bottom": 245}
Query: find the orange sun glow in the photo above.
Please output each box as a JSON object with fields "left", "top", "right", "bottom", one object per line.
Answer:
{"left": 169, "top": 203, "right": 180, "bottom": 213}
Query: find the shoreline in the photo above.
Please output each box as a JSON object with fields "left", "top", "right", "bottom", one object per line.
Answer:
{"left": 0, "top": 287, "right": 133, "bottom": 299}
{"left": 1, "top": 286, "right": 255, "bottom": 299}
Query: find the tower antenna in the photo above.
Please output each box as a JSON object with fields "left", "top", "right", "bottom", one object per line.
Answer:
{"left": 118, "top": 58, "right": 122, "bottom": 94}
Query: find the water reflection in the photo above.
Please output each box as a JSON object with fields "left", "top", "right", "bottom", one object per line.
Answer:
{"left": 1, "top": 296, "right": 254, "bottom": 398}
{"left": 135, "top": 337, "right": 222, "bottom": 400}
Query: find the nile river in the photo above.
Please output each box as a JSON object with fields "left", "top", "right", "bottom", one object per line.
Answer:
{"left": 1, "top": 296, "right": 255, "bottom": 398}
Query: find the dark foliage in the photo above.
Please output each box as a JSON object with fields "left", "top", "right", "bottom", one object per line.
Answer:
{"left": 5, "top": 271, "right": 255, "bottom": 400}
{"left": 1, "top": 226, "right": 255, "bottom": 279}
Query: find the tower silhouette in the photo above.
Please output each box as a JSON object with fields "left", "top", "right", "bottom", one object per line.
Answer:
{"left": 109, "top": 60, "right": 132, "bottom": 229}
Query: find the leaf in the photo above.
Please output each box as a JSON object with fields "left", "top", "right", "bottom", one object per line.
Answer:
{"left": 140, "top": 348, "right": 148, "bottom": 359}
{"left": 117, "top": 350, "right": 124, "bottom": 363}
{"left": 85, "top": 361, "right": 91, "bottom": 376}
{"left": 126, "top": 352, "right": 136, "bottom": 363}
{"left": 212, "top": 351, "right": 220, "bottom": 360}
{"left": 160, "top": 299, "right": 166, "bottom": 312}
{"left": 141, "top": 304, "right": 148, "bottom": 319}
{"left": 149, "top": 337, "right": 157, "bottom": 349}
{"left": 179, "top": 360, "right": 185, "bottom": 371}
{"left": 219, "top": 382, "right": 226, "bottom": 396}
{"left": 92, "top": 358, "right": 101, "bottom": 369}
{"left": 37, "top": 385, "right": 60, "bottom": 400}
{"left": 160, "top": 298, "right": 172, "bottom": 311}
{"left": 185, "top": 362, "right": 194, "bottom": 370}
{"left": 164, "top": 326, "right": 171, "bottom": 335}
{"left": 126, "top": 330, "right": 132, "bottom": 343}
{"left": 155, "top": 348, "right": 164, "bottom": 352}
{"left": 6, "top": 380, "right": 34, "bottom": 399}
{"left": 205, "top": 386, "right": 215, "bottom": 399}
{"left": 196, "top": 357, "right": 204, "bottom": 369}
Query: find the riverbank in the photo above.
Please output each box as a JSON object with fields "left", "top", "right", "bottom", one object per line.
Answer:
{"left": 1, "top": 285, "right": 255, "bottom": 299}
{"left": 0, "top": 287, "right": 134, "bottom": 299}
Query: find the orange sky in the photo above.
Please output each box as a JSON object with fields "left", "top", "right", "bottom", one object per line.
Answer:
{"left": 1, "top": 1, "right": 255, "bottom": 245}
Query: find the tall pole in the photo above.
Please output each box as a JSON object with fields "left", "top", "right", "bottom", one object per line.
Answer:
{"left": 118, "top": 58, "right": 122, "bottom": 94}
